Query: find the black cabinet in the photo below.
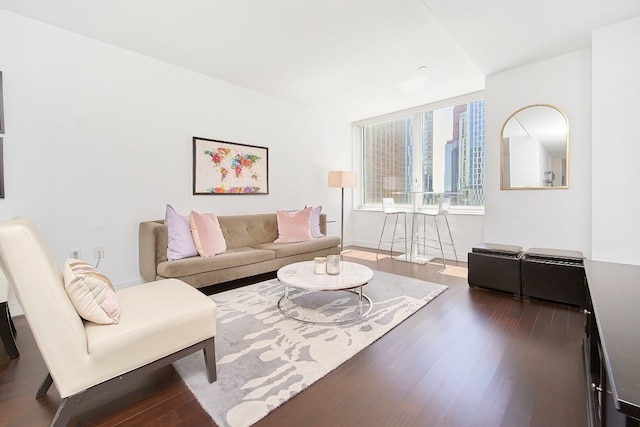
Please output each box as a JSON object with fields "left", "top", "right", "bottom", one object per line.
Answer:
{"left": 584, "top": 261, "right": 640, "bottom": 427}
{"left": 521, "top": 247, "right": 586, "bottom": 307}
{"left": 468, "top": 243, "right": 522, "bottom": 295}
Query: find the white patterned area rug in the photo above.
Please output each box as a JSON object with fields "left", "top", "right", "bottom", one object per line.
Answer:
{"left": 173, "top": 270, "right": 448, "bottom": 427}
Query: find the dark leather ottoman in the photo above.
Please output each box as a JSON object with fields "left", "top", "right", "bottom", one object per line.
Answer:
{"left": 521, "top": 248, "right": 586, "bottom": 307}
{"left": 468, "top": 243, "right": 523, "bottom": 296}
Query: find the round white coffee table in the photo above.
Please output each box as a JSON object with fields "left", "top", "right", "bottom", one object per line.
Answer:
{"left": 276, "top": 260, "right": 374, "bottom": 325}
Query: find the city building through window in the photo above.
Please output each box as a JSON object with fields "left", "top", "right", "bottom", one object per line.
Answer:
{"left": 357, "top": 94, "right": 485, "bottom": 212}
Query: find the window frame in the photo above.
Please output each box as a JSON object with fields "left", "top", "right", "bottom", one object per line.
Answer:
{"left": 353, "top": 90, "right": 485, "bottom": 215}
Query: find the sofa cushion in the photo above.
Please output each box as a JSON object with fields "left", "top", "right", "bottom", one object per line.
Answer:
{"left": 157, "top": 247, "right": 275, "bottom": 278}
{"left": 189, "top": 211, "right": 227, "bottom": 257}
{"left": 165, "top": 204, "right": 198, "bottom": 261}
{"left": 63, "top": 259, "right": 120, "bottom": 325}
{"left": 255, "top": 235, "right": 341, "bottom": 258}
{"left": 274, "top": 208, "right": 314, "bottom": 243}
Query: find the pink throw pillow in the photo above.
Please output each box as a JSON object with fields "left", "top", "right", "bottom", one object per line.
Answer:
{"left": 189, "top": 211, "right": 227, "bottom": 257}
{"left": 287, "top": 206, "right": 323, "bottom": 238}
{"left": 274, "top": 208, "right": 314, "bottom": 243}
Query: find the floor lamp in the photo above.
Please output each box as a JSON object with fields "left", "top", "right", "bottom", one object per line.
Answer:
{"left": 328, "top": 171, "right": 357, "bottom": 253}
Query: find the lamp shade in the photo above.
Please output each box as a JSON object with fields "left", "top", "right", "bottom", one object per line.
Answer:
{"left": 328, "top": 171, "right": 357, "bottom": 188}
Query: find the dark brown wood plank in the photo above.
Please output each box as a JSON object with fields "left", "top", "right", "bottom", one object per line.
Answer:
{"left": 0, "top": 247, "right": 587, "bottom": 427}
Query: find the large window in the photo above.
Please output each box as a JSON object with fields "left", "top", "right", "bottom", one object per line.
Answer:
{"left": 357, "top": 94, "right": 485, "bottom": 211}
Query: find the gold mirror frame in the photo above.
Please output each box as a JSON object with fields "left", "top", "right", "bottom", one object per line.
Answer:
{"left": 500, "top": 104, "right": 569, "bottom": 190}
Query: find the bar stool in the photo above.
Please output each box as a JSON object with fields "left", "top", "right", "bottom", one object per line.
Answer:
{"left": 413, "top": 196, "right": 458, "bottom": 267}
{"left": 376, "top": 198, "right": 409, "bottom": 260}
{"left": 1, "top": 268, "right": 19, "bottom": 358}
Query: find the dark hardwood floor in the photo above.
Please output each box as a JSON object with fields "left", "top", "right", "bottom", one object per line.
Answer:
{"left": 0, "top": 247, "right": 587, "bottom": 426}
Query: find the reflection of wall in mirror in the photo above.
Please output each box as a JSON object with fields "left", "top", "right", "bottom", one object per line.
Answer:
{"left": 501, "top": 104, "right": 568, "bottom": 189}
{"left": 550, "top": 158, "right": 562, "bottom": 186}
{"left": 509, "top": 134, "right": 544, "bottom": 187}
{"left": 502, "top": 137, "right": 511, "bottom": 187}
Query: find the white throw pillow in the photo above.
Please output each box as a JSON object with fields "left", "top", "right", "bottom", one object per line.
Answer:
{"left": 63, "top": 259, "right": 120, "bottom": 324}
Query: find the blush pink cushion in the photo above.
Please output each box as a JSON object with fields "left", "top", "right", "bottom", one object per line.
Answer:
{"left": 274, "top": 208, "right": 314, "bottom": 243}
{"left": 288, "top": 206, "right": 323, "bottom": 238}
{"left": 189, "top": 211, "right": 227, "bottom": 257}
{"left": 63, "top": 259, "right": 120, "bottom": 325}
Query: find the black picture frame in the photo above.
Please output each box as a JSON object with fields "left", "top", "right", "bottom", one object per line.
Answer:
{"left": 192, "top": 137, "right": 269, "bottom": 195}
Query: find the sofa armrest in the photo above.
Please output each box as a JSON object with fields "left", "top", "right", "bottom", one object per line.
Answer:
{"left": 139, "top": 220, "right": 167, "bottom": 282}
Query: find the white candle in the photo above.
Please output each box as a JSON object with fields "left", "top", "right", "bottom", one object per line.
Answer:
{"left": 314, "top": 257, "right": 327, "bottom": 274}
{"left": 326, "top": 255, "right": 340, "bottom": 275}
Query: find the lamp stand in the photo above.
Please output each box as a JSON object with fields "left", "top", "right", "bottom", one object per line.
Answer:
{"left": 328, "top": 170, "right": 356, "bottom": 255}
{"left": 340, "top": 187, "right": 345, "bottom": 253}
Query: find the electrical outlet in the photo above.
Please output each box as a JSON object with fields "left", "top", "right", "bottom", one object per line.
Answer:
{"left": 70, "top": 249, "right": 81, "bottom": 259}
{"left": 94, "top": 246, "right": 104, "bottom": 259}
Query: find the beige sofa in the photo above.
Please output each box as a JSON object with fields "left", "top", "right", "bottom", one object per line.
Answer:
{"left": 139, "top": 213, "right": 341, "bottom": 288}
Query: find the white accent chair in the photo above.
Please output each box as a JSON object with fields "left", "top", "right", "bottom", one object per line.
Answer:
{"left": 0, "top": 218, "right": 217, "bottom": 426}
{"left": 376, "top": 198, "right": 409, "bottom": 260}
{"left": 0, "top": 266, "right": 19, "bottom": 358}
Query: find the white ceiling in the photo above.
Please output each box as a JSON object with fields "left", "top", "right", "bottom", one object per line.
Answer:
{"left": 1, "top": 0, "right": 639, "bottom": 121}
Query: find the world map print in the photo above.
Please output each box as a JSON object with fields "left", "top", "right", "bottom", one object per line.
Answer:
{"left": 193, "top": 138, "right": 268, "bottom": 194}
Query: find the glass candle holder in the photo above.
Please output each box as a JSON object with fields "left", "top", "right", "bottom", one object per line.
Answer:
{"left": 326, "top": 255, "right": 340, "bottom": 275}
{"left": 314, "top": 257, "right": 327, "bottom": 274}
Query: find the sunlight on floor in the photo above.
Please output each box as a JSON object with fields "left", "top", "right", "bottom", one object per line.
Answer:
{"left": 343, "top": 249, "right": 468, "bottom": 279}
{"left": 437, "top": 264, "right": 468, "bottom": 278}
{"left": 342, "top": 249, "right": 389, "bottom": 261}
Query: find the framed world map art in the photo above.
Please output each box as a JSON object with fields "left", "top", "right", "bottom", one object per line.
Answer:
{"left": 192, "top": 137, "right": 269, "bottom": 195}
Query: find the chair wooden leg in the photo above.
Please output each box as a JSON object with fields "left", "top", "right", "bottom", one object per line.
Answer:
{"left": 204, "top": 337, "right": 217, "bottom": 383}
{"left": 8, "top": 306, "right": 16, "bottom": 336}
{"left": 51, "top": 392, "right": 85, "bottom": 427}
{"left": 35, "top": 338, "right": 216, "bottom": 425}
{"left": 0, "top": 301, "right": 19, "bottom": 358}
{"left": 36, "top": 373, "right": 54, "bottom": 398}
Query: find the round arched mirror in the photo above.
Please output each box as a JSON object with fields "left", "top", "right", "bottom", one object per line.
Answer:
{"left": 500, "top": 104, "right": 569, "bottom": 189}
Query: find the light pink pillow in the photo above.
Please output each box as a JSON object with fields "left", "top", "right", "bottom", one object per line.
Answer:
{"left": 189, "top": 211, "right": 227, "bottom": 257}
{"left": 287, "top": 206, "right": 323, "bottom": 238}
{"left": 275, "top": 208, "right": 314, "bottom": 243}
{"left": 165, "top": 204, "right": 198, "bottom": 261}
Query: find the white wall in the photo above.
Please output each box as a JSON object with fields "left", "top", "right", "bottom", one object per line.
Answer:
{"left": 484, "top": 49, "right": 592, "bottom": 256}
{"left": 592, "top": 16, "right": 640, "bottom": 264}
{"left": 0, "top": 11, "right": 351, "bottom": 313}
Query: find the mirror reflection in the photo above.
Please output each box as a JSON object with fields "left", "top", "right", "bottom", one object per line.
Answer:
{"left": 500, "top": 104, "right": 569, "bottom": 189}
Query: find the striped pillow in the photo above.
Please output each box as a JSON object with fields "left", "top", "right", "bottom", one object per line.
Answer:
{"left": 63, "top": 259, "right": 120, "bottom": 324}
